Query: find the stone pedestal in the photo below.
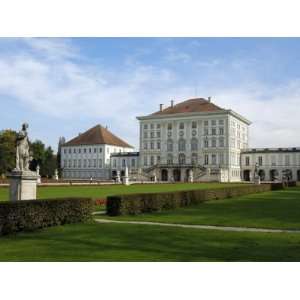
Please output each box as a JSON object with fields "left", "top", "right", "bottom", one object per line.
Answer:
{"left": 123, "top": 167, "right": 129, "bottom": 186}
{"left": 188, "top": 170, "right": 194, "bottom": 183}
{"left": 253, "top": 175, "right": 261, "bottom": 185}
{"left": 8, "top": 170, "right": 38, "bottom": 201}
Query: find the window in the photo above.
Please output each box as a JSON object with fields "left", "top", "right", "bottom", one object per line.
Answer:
{"left": 68, "top": 160, "right": 72, "bottom": 167}
{"left": 258, "top": 156, "right": 263, "bottom": 166}
{"left": 150, "top": 132, "right": 155, "bottom": 138}
{"left": 212, "top": 154, "right": 217, "bottom": 165}
{"left": 219, "top": 127, "right": 224, "bottom": 135}
{"left": 144, "top": 142, "right": 148, "bottom": 150}
{"left": 99, "top": 148, "right": 102, "bottom": 153}
{"left": 167, "top": 154, "right": 173, "bottom": 164}
{"left": 99, "top": 159, "right": 102, "bottom": 168}
{"left": 144, "top": 124, "right": 148, "bottom": 130}
{"left": 191, "top": 153, "right": 198, "bottom": 164}
{"left": 84, "top": 148, "right": 87, "bottom": 153}
{"left": 143, "top": 156, "right": 148, "bottom": 166}
{"left": 131, "top": 159, "right": 135, "bottom": 167}
{"left": 211, "top": 128, "right": 216, "bottom": 135}
{"left": 94, "top": 148, "right": 97, "bottom": 153}
{"left": 89, "top": 148, "right": 92, "bottom": 153}
{"left": 73, "top": 148, "right": 76, "bottom": 153}
{"left": 157, "top": 124, "right": 161, "bottom": 129}
{"left": 157, "top": 156, "right": 160, "bottom": 164}
{"left": 204, "top": 120, "right": 209, "bottom": 126}
{"left": 157, "top": 131, "right": 161, "bottom": 138}
{"left": 78, "top": 149, "right": 81, "bottom": 154}
{"left": 191, "top": 138, "right": 198, "bottom": 151}
{"left": 157, "top": 141, "right": 161, "bottom": 149}
{"left": 212, "top": 138, "right": 216, "bottom": 148}
{"left": 122, "top": 159, "right": 126, "bottom": 167}
{"left": 73, "top": 160, "right": 77, "bottom": 168}
{"left": 219, "top": 153, "right": 224, "bottom": 165}
{"left": 167, "top": 123, "right": 172, "bottom": 130}
{"left": 93, "top": 159, "right": 97, "bottom": 168}
{"left": 150, "top": 156, "right": 155, "bottom": 166}
{"left": 285, "top": 155, "right": 290, "bottom": 166}
{"left": 178, "top": 153, "right": 186, "bottom": 165}
{"left": 64, "top": 149, "right": 66, "bottom": 154}
{"left": 63, "top": 160, "right": 67, "bottom": 167}
{"left": 83, "top": 159, "right": 87, "bottom": 168}
{"left": 204, "top": 139, "right": 209, "bottom": 148}
{"left": 113, "top": 159, "right": 116, "bottom": 168}
{"left": 178, "top": 139, "right": 186, "bottom": 151}
{"left": 69, "top": 149, "right": 71, "bottom": 154}
{"left": 150, "top": 124, "right": 154, "bottom": 129}
{"left": 167, "top": 139, "right": 173, "bottom": 152}
{"left": 150, "top": 142, "right": 154, "bottom": 150}
{"left": 88, "top": 159, "right": 91, "bottom": 168}
{"left": 204, "top": 154, "right": 209, "bottom": 165}
{"left": 211, "top": 120, "right": 216, "bottom": 126}
{"left": 192, "top": 121, "right": 197, "bottom": 129}
{"left": 245, "top": 156, "right": 250, "bottom": 166}
{"left": 219, "top": 137, "right": 224, "bottom": 147}
{"left": 219, "top": 120, "right": 224, "bottom": 125}
{"left": 204, "top": 128, "right": 209, "bottom": 135}
{"left": 78, "top": 159, "right": 81, "bottom": 168}
{"left": 143, "top": 131, "right": 147, "bottom": 138}
{"left": 179, "top": 122, "right": 184, "bottom": 130}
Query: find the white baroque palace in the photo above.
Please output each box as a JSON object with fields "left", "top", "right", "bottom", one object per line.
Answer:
{"left": 60, "top": 125, "right": 133, "bottom": 179}
{"left": 60, "top": 97, "right": 300, "bottom": 182}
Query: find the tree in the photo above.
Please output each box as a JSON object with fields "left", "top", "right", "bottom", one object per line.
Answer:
{"left": 43, "top": 146, "right": 56, "bottom": 178}
{"left": 0, "top": 130, "right": 17, "bottom": 175}
{"left": 29, "top": 140, "right": 45, "bottom": 171}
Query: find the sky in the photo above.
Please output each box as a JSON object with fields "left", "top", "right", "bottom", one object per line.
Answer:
{"left": 0, "top": 37, "right": 300, "bottom": 151}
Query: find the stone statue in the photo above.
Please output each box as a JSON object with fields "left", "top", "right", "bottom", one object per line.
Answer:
{"left": 254, "top": 163, "right": 259, "bottom": 177}
{"left": 15, "top": 123, "right": 31, "bottom": 171}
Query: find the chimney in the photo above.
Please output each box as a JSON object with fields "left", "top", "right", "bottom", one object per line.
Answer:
{"left": 171, "top": 100, "right": 174, "bottom": 107}
{"left": 160, "top": 104, "right": 163, "bottom": 112}
{"left": 208, "top": 96, "right": 211, "bottom": 102}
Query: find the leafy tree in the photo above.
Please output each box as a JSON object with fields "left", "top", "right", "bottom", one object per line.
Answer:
{"left": 0, "top": 130, "right": 17, "bottom": 175}
{"left": 43, "top": 146, "right": 57, "bottom": 178}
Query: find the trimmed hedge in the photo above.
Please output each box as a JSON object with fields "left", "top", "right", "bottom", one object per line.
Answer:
{"left": 107, "top": 184, "right": 275, "bottom": 216}
{"left": 0, "top": 197, "right": 94, "bottom": 235}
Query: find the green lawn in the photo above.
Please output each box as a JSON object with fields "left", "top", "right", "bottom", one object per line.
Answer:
{"left": 99, "top": 187, "right": 300, "bottom": 230}
{"left": 0, "top": 182, "right": 243, "bottom": 201}
{"left": 0, "top": 221, "right": 300, "bottom": 261}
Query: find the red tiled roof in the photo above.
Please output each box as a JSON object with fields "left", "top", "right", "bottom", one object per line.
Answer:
{"left": 151, "top": 98, "right": 224, "bottom": 115}
{"left": 64, "top": 125, "right": 133, "bottom": 148}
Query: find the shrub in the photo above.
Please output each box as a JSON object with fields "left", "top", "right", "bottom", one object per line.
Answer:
{"left": 0, "top": 197, "right": 94, "bottom": 235}
{"left": 107, "top": 184, "right": 274, "bottom": 216}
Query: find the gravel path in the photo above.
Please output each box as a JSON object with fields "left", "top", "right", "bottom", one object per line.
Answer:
{"left": 95, "top": 218, "right": 300, "bottom": 233}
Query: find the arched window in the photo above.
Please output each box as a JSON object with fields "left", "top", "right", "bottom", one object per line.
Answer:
{"left": 167, "top": 154, "right": 173, "bottom": 165}
{"left": 191, "top": 153, "right": 198, "bottom": 165}
{"left": 178, "top": 139, "right": 186, "bottom": 151}
{"left": 179, "top": 153, "right": 186, "bottom": 165}
{"left": 191, "top": 138, "right": 198, "bottom": 151}
{"left": 167, "top": 139, "right": 173, "bottom": 152}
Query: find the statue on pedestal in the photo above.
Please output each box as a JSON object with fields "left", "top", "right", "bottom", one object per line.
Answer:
{"left": 8, "top": 123, "right": 38, "bottom": 201}
{"left": 253, "top": 162, "right": 261, "bottom": 184}
{"left": 15, "top": 123, "right": 31, "bottom": 171}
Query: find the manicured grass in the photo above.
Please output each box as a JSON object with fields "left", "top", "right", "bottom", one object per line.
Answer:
{"left": 99, "top": 187, "right": 300, "bottom": 230}
{"left": 0, "top": 182, "right": 243, "bottom": 201}
{"left": 1, "top": 221, "right": 300, "bottom": 261}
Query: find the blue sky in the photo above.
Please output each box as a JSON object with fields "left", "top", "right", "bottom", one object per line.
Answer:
{"left": 0, "top": 37, "right": 300, "bottom": 150}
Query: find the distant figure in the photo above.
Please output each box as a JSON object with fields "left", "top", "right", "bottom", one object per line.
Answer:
{"left": 90, "top": 176, "right": 93, "bottom": 184}
{"left": 15, "top": 123, "right": 31, "bottom": 171}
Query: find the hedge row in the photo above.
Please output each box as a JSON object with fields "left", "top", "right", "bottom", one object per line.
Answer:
{"left": 0, "top": 197, "right": 94, "bottom": 235}
{"left": 107, "top": 184, "right": 276, "bottom": 216}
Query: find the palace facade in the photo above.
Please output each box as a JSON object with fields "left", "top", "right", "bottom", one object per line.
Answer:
{"left": 60, "top": 97, "right": 300, "bottom": 182}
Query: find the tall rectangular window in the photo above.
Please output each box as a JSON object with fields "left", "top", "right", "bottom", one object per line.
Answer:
{"left": 219, "top": 153, "right": 224, "bottom": 165}
{"left": 245, "top": 156, "right": 250, "bottom": 166}
{"left": 212, "top": 154, "right": 217, "bottom": 165}
{"left": 204, "top": 154, "right": 209, "bottom": 165}
{"left": 258, "top": 156, "right": 263, "bottom": 166}
{"left": 192, "top": 121, "right": 197, "bottom": 128}
{"left": 131, "top": 159, "right": 135, "bottom": 167}
{"left": 285, "top": 155, "right": 290, "bottom": 166}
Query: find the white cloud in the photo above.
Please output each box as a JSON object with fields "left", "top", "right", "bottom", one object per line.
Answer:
{"left": 0, "top": 38, "right": 300, "bottom": 149}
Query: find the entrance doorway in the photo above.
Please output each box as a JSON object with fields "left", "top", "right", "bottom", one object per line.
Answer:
{"left": 270, "top": 169, "right": 279, "bottom": 181}
{"left": 173, "top": 169, "right": 181, "bottom": 182}
{"left": 243, "top": 170, "right": 250, "bottom": 181}
{"left": 258, "top": 170, "right": 265, "bottom": 181}
{"left": 161, "top": 169, "right": 168, "bottom": 181}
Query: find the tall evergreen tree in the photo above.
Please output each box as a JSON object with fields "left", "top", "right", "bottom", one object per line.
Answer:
{"left": 0, "top": 130, "right": 17, "bottom": 175}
